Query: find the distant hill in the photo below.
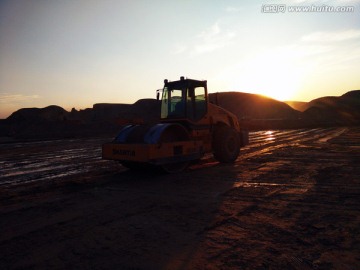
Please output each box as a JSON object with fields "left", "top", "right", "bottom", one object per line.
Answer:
{"left": 0, "top": 90, "right": 359, "bottom": 140}
{"left": 285, "top": 90, "right": 360, "bottom": 125}
{"left": 7, "top": 105, "right": 68, "bottom": 122}
{"left": 209, "top": 92, "right": 300, "bottom": 119}
{"left": 302, "top": 90, "right": 360, "bottom": 125}
{"left": 284, "top": 101, "right": 309, "bottom": 112}
{"left": 1, "top": 100, "right": 160, "bottom": 140}
{"left": 286, "top": 90, "right": 360, "bottom": 114}
{"left": 209, "top": 92, "right": 303, "bottom": 130}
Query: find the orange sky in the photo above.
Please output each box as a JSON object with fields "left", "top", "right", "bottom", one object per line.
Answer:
{"left": 1, "top": 0, "right": 359, "bottom": 119}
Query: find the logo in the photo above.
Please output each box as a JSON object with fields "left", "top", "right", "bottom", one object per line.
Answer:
{"left": 113, "top": 149, "right": 135, "bottom": 157}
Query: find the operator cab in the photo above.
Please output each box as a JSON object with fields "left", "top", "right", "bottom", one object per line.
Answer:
{"left": 159, "top": 77, "right": 207, "bottom": 122}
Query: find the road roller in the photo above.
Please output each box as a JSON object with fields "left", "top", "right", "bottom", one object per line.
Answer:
{"left": 102, "top": 77, "right": 249, "bottom": 172}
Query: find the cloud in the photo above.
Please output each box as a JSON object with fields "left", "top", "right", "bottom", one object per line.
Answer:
{"left": 192, "top": 22, "right": 236, "bottom": 55}
{"left": 224, "top": 6, "right": 243, "bottom": 13}
{"left": 294, "top": 29, "right": 360, "bottom": 73}
{"left": 301, "top": 29, "right": 360, "bottom": 42}
{"left": 171, "top": 44, "right": 188, "bottom": 55}
{"left": 0, "top": 93, "right": 40, "bottom": 104}
{"left": 170, "top": 22, "right": 236, "bottom": 56}
{"left": 198, "top": 23, "right": 221, "bottom": 39}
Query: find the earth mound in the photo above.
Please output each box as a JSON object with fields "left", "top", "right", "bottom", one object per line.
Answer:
{"left": 1, "top": 90, "right": 359, "bottom": 140}
{"left": 209, "top": 92, "right": 300, "bottom": 119}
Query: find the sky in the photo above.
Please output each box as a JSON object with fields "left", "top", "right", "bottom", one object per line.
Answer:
{"left": 0, "top": 0, "right": 359, "bottom": 119}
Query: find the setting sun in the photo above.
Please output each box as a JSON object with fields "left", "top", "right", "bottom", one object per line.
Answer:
{"left": 243, "top": 54, "right": 303, "bottom": 101}
{"left": 215, "top": 50, "right": 304, "bottom": 101}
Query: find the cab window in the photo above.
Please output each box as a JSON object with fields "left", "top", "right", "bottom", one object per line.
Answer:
{"left": 187, "top": 86, "right": 206, "bottom": 121}
{"left": 161, "top": 87, "right": 185, "bottom": 119}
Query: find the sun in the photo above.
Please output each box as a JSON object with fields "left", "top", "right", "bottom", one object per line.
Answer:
{"left": 215, "top": 50, "right": 304, "bottom": 101}
{"left": 240, "top": 53, "right": 303, "bottom": 101}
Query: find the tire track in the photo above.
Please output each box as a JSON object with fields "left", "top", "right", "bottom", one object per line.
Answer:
{"left": 0, "top": 128, "right": 345, "bottom": 188}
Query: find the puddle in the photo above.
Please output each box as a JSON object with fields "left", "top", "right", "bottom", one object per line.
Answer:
{"left": 233, "top": 182, "right": 284, "bottom": 188}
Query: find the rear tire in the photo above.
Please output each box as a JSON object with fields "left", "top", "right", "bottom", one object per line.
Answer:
{"left": 213, "top": 126, "right": 240, "bottom": 163}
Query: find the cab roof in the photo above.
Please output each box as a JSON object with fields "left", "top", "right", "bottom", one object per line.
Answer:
{"left": 164, "top": 77, "right": 207, "bottom": 89}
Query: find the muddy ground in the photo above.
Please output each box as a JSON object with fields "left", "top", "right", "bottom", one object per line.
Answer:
{"left": 0, "top": 127, "right": 359, "bottom": 269}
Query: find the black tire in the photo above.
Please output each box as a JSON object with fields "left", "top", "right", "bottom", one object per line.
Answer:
{"left": 213, "top": 126, "right": 240, "bottom": 163}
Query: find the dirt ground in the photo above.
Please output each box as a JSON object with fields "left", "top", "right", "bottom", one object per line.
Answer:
{"left": 0, "top": 127, "right": 359, "bottom": 269}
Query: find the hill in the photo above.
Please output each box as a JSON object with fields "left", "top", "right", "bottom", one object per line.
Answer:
{"left": 209, "top": 92, "right": 300, "bottom": 119}
{"left": 302, "top": 90, "right": 360, "bottom": 125}
{"left": 1, "top": 100, "right": 160, "bottom": 140}
{"left": 209, "top": 92, "right": 302, "bottom": 130}
{"left": 286, "top": 90, "right": 360, "bottom": 114}
{"left": 7, "top": 105, "right": 68, "bottom": 122}
{"left": 284, "top": 101, "right": 309, "bottom": 112}
{"left": 0, "top": 90, "right": 359, "bottom": 140}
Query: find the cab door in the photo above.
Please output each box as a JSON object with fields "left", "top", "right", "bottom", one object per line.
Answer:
{"left": 186, "top": 86, "right": 207, "bottom": 122}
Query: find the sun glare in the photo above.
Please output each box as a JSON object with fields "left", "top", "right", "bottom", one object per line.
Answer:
{"left": 216, "top": 50, "right": 304, "bottom": 101}
{"left": 241, "top": 53, "right": 304, "bottom": 101}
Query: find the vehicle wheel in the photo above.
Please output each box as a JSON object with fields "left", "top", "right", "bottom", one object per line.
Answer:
{"left": 213, "top": 126, "right": 240, "bottom": 163}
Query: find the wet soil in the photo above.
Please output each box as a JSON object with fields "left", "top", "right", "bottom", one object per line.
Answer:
{"left": 0, "top": 127, "right": 359, "bottom": 269}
